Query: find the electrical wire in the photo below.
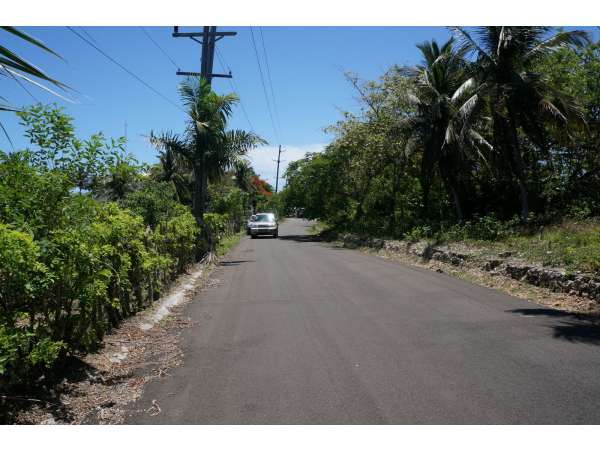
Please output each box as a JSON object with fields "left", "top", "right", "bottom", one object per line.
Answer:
{"left": 67, "top": 27, "right": 185, "bottom": 113}
{"left": 78, "top": 27, "right": 99, "bottom": 45}
{"left": 215, "top": 47, "right": 255, "bottom": 132}
{"left": 249, "top": 26, "right": 279, "bottom": 144}
{"left": 140, "top": 26, "right": 180, "bottom": 70}
{"left": 258, "top": 27, "right": 282, "bottom": 141}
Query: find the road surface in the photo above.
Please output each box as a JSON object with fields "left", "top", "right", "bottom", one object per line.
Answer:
{"left": 127, "top": 218, "right": 600, "bottom": 424}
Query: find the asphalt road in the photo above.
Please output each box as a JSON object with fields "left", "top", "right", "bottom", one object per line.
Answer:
{"left": 127, "top": 218, "right": 600, "bottom": 424}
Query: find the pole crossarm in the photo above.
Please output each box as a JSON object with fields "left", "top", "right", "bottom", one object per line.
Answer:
{"left": 176, "top": 71, "right": 232, "bottom": 78}
{"left": 172, "top": 26, "right": 236, "bottom": 86}
{"left": 172, "top": 31, "right": 237, "bottom": 38}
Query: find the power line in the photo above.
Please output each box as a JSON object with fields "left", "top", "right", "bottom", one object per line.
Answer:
{"left": 67, "top": 27, "right": 185, "bottom": 113}
{"left": 140, "top": 26, "right": 180, "bottom": 70}
{"left": 249, "top": 26, "right": 279, "bottom": 144}
{"left": 258, "top": 27, "right": 283, "bottom": 141}
{"left": 2, "top": 66, "right": 39, "bottom": 102}
{"left": 78, "top": 27, "right": 99, "bottom": 45}
{"left": 215, "top": 47, "right": 255, "bottom": 132}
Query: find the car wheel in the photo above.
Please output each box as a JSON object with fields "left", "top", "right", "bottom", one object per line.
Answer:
{"left": 251, "top": 234, "right": 256, "bottom": 239}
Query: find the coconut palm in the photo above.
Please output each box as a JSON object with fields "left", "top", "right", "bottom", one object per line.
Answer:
{"left": 403, "top": 38, "right": 490, "bottom": 222}
{"left": 150, "top": 77, "right": 265, "bottom": 253}
{"left": 451, "top": 26, "right": 589, "bottom": 219}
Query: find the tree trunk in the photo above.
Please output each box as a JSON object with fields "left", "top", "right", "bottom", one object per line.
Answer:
{"left": 507, "top": 108, "right": 529, "bottom": 221}
{"left": 449, "top": 185, "right": 463, "bottom": 223}
{"left": 388, "top": 159, "right": 404, "bottom": 236}
{"left": 192, "top": 159, "right": 214, "bottom": 257}
{"left": 439, "top": 159, "right": 463, "bottom": 223}
{"left": 192, "top": 161, "right": 204, "bottom": 224}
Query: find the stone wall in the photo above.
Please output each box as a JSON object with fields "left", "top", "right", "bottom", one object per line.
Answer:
{"left": 337, "top": 233, "right": 600, "bottom": 301}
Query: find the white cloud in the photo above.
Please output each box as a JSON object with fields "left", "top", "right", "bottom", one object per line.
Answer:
{"left": 247, "top": 143, "right": 326, "bottom": 190}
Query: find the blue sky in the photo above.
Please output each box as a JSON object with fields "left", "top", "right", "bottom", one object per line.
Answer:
{"left": 1, "top": 26, "right": 597, "bottom": 186}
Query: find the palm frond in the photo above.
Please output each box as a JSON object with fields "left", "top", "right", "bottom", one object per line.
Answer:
{"left": 451, "top": 77, "right": 476, "bottom": 103}
{"left": 148, "top": 130, "right": 191, "bottom": 160}
{"left": 449, "top": 27, "right": 493, "bottom": 63}
{"left": 457, "top": 93, "right": 479, "bottom": 119}
{"left": 1, "top": 26, "right": 63, "bottom": 59}
{"left": 1, "top": 66, "right": 74, "bottom": 103}
{"left": 538, "top": 98, "right": 568, "bottom": 125}
{"left": 524, "top": 29, "right": 590, "bottom": 62}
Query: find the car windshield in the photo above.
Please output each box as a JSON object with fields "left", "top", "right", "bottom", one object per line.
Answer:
{"left": 254, "top": 214, "right": 274, "bottom": 222}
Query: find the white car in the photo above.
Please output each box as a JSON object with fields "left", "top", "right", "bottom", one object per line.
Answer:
{"left": 247, "top": 213, "right": 278, "bottom": 238}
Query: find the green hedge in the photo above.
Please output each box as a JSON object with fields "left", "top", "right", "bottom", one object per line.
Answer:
{"left": 0, "top": 154, "right": 200, "bottom": 385}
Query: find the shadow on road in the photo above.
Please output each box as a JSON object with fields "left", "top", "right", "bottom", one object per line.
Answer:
{"left": 509, "top": 308, "right": 600, "bottom": 345}
{"left": 277, "top": 234, "right": 325, "bottom": 243}
{"left": 219, "top": 260, "right": 255, "bottom": 267}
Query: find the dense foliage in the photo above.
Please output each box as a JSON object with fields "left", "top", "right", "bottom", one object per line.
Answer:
{"left": 149, "top": 78, "right": 265, "bottom": 253}
{"left": 0, "top": 77, "right": 263, "bottom": 385}
{"left": 282, "top": 27, "right": 600, "bottom": 240}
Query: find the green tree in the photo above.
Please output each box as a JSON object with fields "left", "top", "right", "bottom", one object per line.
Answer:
{"left": 150, "top": 77, "right": 265, "bottom": 253}
{"left": 452, "top": 26, "right": 589, "bottom": 219}
{"left": 403, "top": 38, "right": 491, "bottom": 222}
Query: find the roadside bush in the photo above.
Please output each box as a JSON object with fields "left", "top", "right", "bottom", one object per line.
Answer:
{"left": 0, "top": 224, "right": 62, "bottom": 380}
{"left": 204, "top": 212, "right": 232, "bottom": 243}
{"left": 0, "top": 104, "right": 250, "bottom": 388}
{"left": 442, "top": 215, "right": 520, "bottom": 242}
{"left": 208, "top": 185, "right": 248, "bottom": 232}
{"left": 121, "top": 180, "right": 184, "bottom": 230}
{"left": 0, "top": 158, "right": 201, "bottom": 386}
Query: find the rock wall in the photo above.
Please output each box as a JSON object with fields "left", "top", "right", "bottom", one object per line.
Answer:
{"left": 337, "top": 233, "right": 600, "bottom": 301}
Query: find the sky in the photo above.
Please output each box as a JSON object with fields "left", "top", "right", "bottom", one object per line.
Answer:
{"left": 1, "top": 26, "right": 597, "bottom": 187}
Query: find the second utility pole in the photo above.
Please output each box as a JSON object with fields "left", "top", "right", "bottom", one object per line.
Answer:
{"left": 274, "top": 144, "right": 284, "bottom": 193}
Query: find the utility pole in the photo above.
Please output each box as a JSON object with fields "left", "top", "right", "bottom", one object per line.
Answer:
{"left": 172, "top": 26, "right": 236, "bottom": 85}
{"left": 274, "top": 145, "right": 285, "bottom": 193}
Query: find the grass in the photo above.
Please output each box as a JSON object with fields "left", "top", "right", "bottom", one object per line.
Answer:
{"left": 308, "top": 221, "right": 330, "bottom": 235}
{"left": 309, "top": 216, "right": 600, "bottom": 273}
{"left": 495, "top": 221, "right": 600, "bottom": 272}
{"left": 216, "top": 231, "right": 245, "bottom": 258}
{"left": 447, "top": 219, "right": 600, "bottom": 273}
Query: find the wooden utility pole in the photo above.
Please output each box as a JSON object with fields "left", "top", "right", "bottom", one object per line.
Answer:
{"left": 172, "top": 26, "right": 238, "bottom": 254}
{"left": 274, "top": 144, "right": 285, "bottom": 193}
{"left": 172, "top": 26, "right": 236, "bottom": 84}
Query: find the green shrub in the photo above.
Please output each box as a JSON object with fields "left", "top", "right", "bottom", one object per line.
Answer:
{"left": 160, "top": 210, "right": 200, "bottom": 273}
{"left": 0, "top": 168, "right": 201, "bottom": 386}
{"left": 204, "top": 212, "right": 231, "bottom": 243}
{"left": 0, "top": 224, "right": 64, "bottom": 380}
{"left": 404, "top": 225, "right": 433, "bottom": 242}
{"left": 208, "top": 185, "right": 249, "bottom": 232}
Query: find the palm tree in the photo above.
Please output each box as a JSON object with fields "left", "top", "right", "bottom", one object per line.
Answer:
{"left": 0, "top": 27, "right": 69, "bottom": 145}
{"left": 150, "top": 134, "right": 193, "bottom": 204}
{"left": 232, "top": 159, "right": 257, "bottom": 194}
{"left": 451, "top": 26, "right": 589, "bottom": 220}
{"left": 403, "top": 38, "right": 490, "bottom": 222}
{"left": 150, "top": 77, "right": 265, "bottom": 253}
